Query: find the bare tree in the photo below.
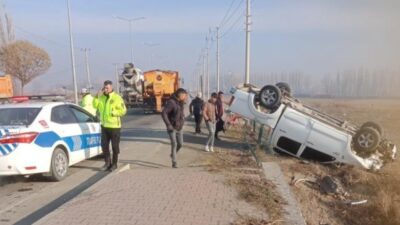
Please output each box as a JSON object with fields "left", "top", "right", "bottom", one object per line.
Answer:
{"left": 0, "top": 40, "right": 51, "bottom": 94}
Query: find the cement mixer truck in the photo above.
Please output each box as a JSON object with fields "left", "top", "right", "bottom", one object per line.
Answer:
{"left": 119, "top": 63, "right": 181, "bottom": 113}
{"left": 119, "top": 63, "right": 145, "bottom": 107}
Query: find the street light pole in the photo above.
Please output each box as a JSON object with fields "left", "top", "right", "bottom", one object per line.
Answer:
{"left": 244, "top": 0, "right": 252, "bottom": 85}
{"left": 113, "top": 63, "right": 120, "bottom": 94}
{"left": 82, "top": 48, "right": 92, "bottom": 91}
{"left": 113, "top": 16, "right": 145, "bottom": 63}
{"left": 67, "top": 0, "right": 78, "bottom": 104}
{"left": 216, "top": 26, "right": 220, "bottom": 92}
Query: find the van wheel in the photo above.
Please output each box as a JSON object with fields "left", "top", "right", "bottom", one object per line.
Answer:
{"left": 49, "top": 148, "right": 68, "bottom": 181}
{"left": 259, "top": 85, "right": 282, "bottom": 109}
{"left": 276, "top": 82, "right": 292, "bottom": 97}
{"left": 361, "top": 121, "right": 383, "bottom": 136}
{"left": 353, "top": 127, "right": 381, "bottom": 152}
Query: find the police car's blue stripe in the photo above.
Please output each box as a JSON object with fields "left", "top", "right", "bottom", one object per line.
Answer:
{"left": 12, "top": 143, "right": 17, "bottom": 148}
{"left": 35, "top": 132, "right": 101, "bottom": 152}
{"left": 0, "top": 145, "right": 7, "bottom": 155}
{"left": 3, "top": 144, "right": 12, "bottom": 153}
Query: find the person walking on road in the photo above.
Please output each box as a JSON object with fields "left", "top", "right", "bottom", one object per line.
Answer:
{"left": 203, "top": 92, "right": 218, "bottom": 152}
{"left": 161, "top": 88, "right": 188, "bottom": 168}
{"left": 215, "top": 91, "right": 225, "bottom": 140}
{"left": 79, "top": 88, "right": 97, "bottom": 116}
{"left": 94, "top": 80, "right": 127, "bottom": 172}
{"left": 189, "top": 92, "right": 204, "bottom": 134}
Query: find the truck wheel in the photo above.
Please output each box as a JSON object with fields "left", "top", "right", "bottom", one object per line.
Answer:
{"left": 361, "top": 121, "right": 383, "bottom": 136}
{"left": 353, "top": 127, "right": 381, "bottom": 152}
{"left": 49, "top": 147, "right": 68, "bottom": 181}
{"left": 259, "top": 85, "right": 282, "bottom": 109}
{"left": 276, "top": 82, "right": 292, "bottom": 97}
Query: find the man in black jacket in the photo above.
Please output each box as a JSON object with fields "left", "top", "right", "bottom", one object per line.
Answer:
{"left": 189, "top": 92, "right": 204, "bottom": 134}
{"left": 161, "top": 88, "right": 188, "bottom": 168}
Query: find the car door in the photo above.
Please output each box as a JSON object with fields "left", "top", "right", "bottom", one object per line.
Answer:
{"left": 50, "top": 105, "right": 83, "bottom": 165}
{"left": 69, "top": 105, "right": 101, "bottom": 159}
{"left": 301, "top": 119, "right": 348, "bottom": 162}
{"left": 272, "top": 108, "right": 311, "bottom": 156}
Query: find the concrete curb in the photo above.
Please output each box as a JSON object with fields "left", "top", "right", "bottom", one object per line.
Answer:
{"left": 262, "top": 162, "right": 306, "bottom": 225}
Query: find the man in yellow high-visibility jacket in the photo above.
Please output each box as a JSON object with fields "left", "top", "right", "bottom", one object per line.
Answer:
{"left": 93, "top": 80, "right": 127, "bottom": 171}
{"left": 79, "top": 88, "right": 97, "bottom": 116}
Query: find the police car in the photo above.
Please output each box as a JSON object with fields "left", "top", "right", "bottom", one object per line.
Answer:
{"left": 0, "top": 101, "right": 101, "bottom": 181}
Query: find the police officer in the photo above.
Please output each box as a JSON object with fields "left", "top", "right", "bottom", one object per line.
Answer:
{"left": 94, "top": 80, "right": 127, "bottom": 171}
{"left": 79, "top": 88, "right": 97, "bottom": 116}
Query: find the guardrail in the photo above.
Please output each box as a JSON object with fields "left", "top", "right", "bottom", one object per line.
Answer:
{"left": 239, "top": 118, "right": 272, "bottom": 167}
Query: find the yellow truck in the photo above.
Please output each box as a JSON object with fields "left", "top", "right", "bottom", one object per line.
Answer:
{"left": 142, "top": 70, "right": 180, "bottom": 113}
{"left": 0, "top": 75, "right": 13, "bottom": 100}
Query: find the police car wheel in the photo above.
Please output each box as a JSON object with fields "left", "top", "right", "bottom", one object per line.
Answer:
{"left": 50, "top": 148, "right": 68, "bottom": 181}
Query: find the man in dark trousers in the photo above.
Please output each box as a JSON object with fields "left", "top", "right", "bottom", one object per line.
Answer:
{"left": 161, "top": 88, "right": 188, "bottom": 168}
{"left": 215, "top": 91, "right": 225, "bottom": 140}
{"left": 93, "top": 80, "right": 127, "bottom": 171}
{"left": 189, "top": 92, "right": 204, "bottom": 134}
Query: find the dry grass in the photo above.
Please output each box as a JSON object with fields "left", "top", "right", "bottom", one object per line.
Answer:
{"left": 203, "top": 127, "right": 285, "bottom": 223}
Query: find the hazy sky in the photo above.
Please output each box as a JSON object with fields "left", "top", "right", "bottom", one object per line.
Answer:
{"left": 3, "top": 0, "right": 400, "bottom": 93}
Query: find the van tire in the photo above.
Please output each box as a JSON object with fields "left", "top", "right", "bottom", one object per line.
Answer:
{"left": 49, "top": 147, "right": 69, "bottom": 182}
{"left": 276, "top": 82, "right": 291, "bottom": 97}
{"left": 259, "top": 85, "right": 282, "bottom": 109}
{"left": 353, "top": 127, "right": 381, "bottom": 152}
{"left": 361, "top": 121, "right": 383, "bottom": 136}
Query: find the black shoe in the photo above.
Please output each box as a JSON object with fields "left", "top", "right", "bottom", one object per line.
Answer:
{"left": 107, "top": 164, "right": 118, "bottom": 172}
{"left": 172, "top": 162, "right": 178, "bottom": 168}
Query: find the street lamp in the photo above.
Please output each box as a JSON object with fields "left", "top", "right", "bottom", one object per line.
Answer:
{"left": 67, "top": 0, "right": 78, "bottom": 104}
{"left": 113, "top": 16, "right": 145, "bottom": 63}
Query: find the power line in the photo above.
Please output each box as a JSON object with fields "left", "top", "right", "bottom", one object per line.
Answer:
{"left": 219, "top": 0, "right": 238, "bottom": 28}
{"left": 220, "top": 11, "right": 243, "bottom": 39}
{"left": 219, "top": 0, "right": 244, "bottom": 29}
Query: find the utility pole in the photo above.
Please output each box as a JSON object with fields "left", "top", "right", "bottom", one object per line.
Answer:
{"left": 113, "top": 16, "right": 145, "bottom": 63}
{"left": 206, "top": 36, "right": 210, "bottom": 99}
{"left": 202, "top": 50, "right": 206, "bottom": 98}
{"left": 67, "top": 0, "right": 78, "bottom": 104}
{"left": 82, "top": 48, "right": 92, "bottom": 91}
{"left": 216, "top": 26, "right": 220, "bottom": 92}
{"left": 244, "top": 0, "right": 251, "bottom": 85}
{"left": 113, "top": 63, "right": 120, "bottom": 94}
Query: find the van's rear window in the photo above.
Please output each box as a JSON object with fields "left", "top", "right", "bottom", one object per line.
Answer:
{"left": 0, "top": 108, "right": 41, "bottom": 126}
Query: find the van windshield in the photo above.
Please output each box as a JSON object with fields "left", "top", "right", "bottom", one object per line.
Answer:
{"left": 0, "top": 108, "right": 41, "bottom": 126}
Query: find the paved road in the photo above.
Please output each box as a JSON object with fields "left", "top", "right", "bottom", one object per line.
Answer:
{"left": 33, "top": 110, "right": 266, "bottom": 225}
{"left": 0, "top": 109, "right": 168, "bottom": 225}
{"left": 1, "top": 107, "right": 252, "bottom": 225}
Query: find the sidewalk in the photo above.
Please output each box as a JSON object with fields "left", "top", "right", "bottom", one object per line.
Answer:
{"left": 34, "top": 117, "right": 266, "bottom": 225}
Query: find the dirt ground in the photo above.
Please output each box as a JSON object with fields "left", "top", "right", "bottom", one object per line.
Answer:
{"left": 277, "top": 98, "right": 400, "bottom": 225}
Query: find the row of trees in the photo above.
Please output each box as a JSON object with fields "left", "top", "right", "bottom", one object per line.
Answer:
{"left": 248, "top": 70, "right": 400, "bottom": 98}
{"left": 0, "top": 8, "right": 51, "bottom": 94}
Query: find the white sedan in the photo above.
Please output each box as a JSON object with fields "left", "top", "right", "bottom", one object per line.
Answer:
{"left": 0, "top": 102, "right": 102, "bottom": 181}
